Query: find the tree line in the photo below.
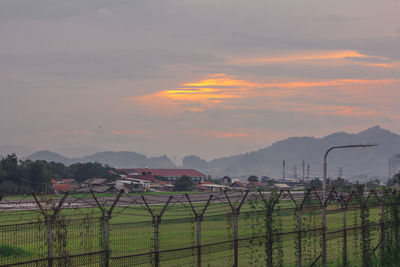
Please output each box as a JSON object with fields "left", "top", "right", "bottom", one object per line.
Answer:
{"left": 0, "top": 154, "right": 119, "bottom": 195}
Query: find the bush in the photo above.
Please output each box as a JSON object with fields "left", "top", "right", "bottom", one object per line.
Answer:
{"left": 0, "top": 245, "right": 30, "bottom": 258}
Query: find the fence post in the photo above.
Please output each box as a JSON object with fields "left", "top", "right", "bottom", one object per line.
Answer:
{"left": 47, "top": 219, "right": 53, "bottom": 267}
{"left": 224, "top": 190, "right": 249, "bottom": 267}
{"left": 186, "top": 194, "right": 213, "bottom": 267}
{"left": 297, "top": 208, "right": 302, "bottom": 267}
{"left": 154, "top": 215, "right": 160, "bottom": 267}
{"left": 91, "top": 189, "right": 124, "bottom": 267}
{"left": 320, "top": 189, "right": 335, "bottom": 267}
{"left": 380, "top": 202, "right": 385, "bottom": 264}
{"left": 142, "top": 195, "right": 172, "bottom": 267}
{"left": 342, "top": 205, "right": 347, "bottom": 266}
{"left": 32, "top": 192, "right": 69, "bottom": 267}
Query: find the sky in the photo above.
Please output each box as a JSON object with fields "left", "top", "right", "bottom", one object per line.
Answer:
{"left": 1, "top": 0, "right": 400, "bottom": 160}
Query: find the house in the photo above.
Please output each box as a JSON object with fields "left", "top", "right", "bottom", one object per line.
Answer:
{"left": 51, "top": 178, "right": 80, "bottom": 193}
{"left": 53, "top": 183, "right": 73, "bottom": 194}
{"left": 79, "top": 178, "right": 118, "bottom": 193}
{"left": 115, "top": 180, "right": 144, "bottom": 193}
{"left": 246, "top": 181, "right": 260, "bottom": 191}
{"left": 118, "top": 168, "right": 207, "bottom": 183}
{"left": 272, "top": 183, "right": 291, "bottom": 190}
{"left": 199, "top": 182, "right": 230, "bottom": 192}
{"left": 230, "top": 181, "right": 247, "bottom": 191}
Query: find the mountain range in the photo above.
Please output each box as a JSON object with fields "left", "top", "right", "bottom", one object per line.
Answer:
{"left": 3, "top": 126, "right": 400, "bottom": 180}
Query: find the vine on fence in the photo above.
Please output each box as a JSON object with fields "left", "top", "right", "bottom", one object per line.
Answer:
{"left": 245, "top": 190, "right": 282, "bottom": 267}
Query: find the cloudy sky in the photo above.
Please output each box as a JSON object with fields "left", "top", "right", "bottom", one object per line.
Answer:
{"left": 1, "top": 0, "right": 399, "bottom": 160}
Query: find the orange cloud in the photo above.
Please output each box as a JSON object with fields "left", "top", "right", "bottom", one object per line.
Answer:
{"left": 135, "top": 73, "right": 398, "bottom": 106}
{"left": 234, "top": 50, "right": 371, "bottom": 64}
{"left": 229, "top": 50, "right": 398, "bottom": 69}
{"left": 131, "top": 73, "right": 400, "bottom": 119}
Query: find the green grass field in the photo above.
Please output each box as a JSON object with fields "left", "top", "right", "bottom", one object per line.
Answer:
{"left": 0, "top": 194, "right": 395, "bottom": 266}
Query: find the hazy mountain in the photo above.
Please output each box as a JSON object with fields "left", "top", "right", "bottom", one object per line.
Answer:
{"left": 26, "top": 150, "right": 176, "bottom": 169}
{"left": 27, "top": 150, "right": 73, "bottom": 165}
{"left": 207, "top": 126, "right": 400, "bottom": 179}
{"left": 182, "top": 155, "right": 210, "bottom": 173}
{"left": 19, "top": 126, "right": 400, "bottom": 180}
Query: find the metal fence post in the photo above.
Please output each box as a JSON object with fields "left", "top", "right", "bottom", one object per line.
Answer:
{"left": 142, "top": 195, "right": 172, "bottom": 267}
{"left": 154, "top": 215, "right": 160, "bottom": 267}
{"left": 185, "top": 194, "right": 213, "bottom": 267}
{"left": 104, "top": 213, "right": 110, "bottom": 267}
{"left": 224, "top": 190, "right": 249, "bottom": 267}
{"left": 196, "top": 215, "right": 202, "bottom": 267}
{"left": 32, "top": 192, "right": 69, "bottom": 267}
{"left": 342, "top": 205, "right": 347, "bottom": 266}
{"left": 233, "top": 209, "right": 239, "bottom": 267}
{"left": 47, "top": 219, "right": 53, "bottom": 267}
{"left": 321, "top": 204, "right": 327, "bottom": 266}
{"left": 90, "top": 189, "right": 124, "bottom": 267}
{"left": 380, "top": 202, "right": 385, "bottom": 264}
{"left": 297, "top": 208, "right": 302, "bottom": 267}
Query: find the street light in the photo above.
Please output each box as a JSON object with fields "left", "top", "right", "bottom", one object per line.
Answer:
{"left": 321, "top": 143, "right": 377, "bottom": 266}
{"left": 322, "top": 143, "right": 378, "bottom": 200}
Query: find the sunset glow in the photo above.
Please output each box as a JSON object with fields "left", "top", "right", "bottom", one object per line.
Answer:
{"left": 135, "top": 73, "right": 400, "bottom": 119}
{"left": 230, "top": 50, "right": 390, "bottom": 65}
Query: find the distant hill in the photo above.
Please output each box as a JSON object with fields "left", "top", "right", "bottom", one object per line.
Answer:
{"left": 26, "top": 150, "right": 176, "bottom": 169}
{"left": 205, "top": 126, "right": 400, "bottom": 179}
{"left": 19, "top": 126, "right": 400, "bottom": 179}
{"left": 28, "top": 150, "right": 72, "bottom": 165}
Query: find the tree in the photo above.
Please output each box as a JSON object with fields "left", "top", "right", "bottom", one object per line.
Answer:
{"left": 309, "top": 178, "right": 322, "bottom": 189}
{"left": 173, "top": 175, "right": 194, "bottom": 191}
{"left": 1, "top": 154, "right": 22, "bottom": 185}
{"left": 366, "top": 179, "right": 380, "bottom": 190}
{"left": 27, "top": 161, "right": 51, "bottom": 192}
{"left": 221, "top": 176, "right": 232, "bottom": 184}
{"left": 331, "top": 177, "right": 346, "bottom": 189}
{"left": 247, "top": 175, "right": 259, "bottom": 182}
{"left": 69, "top": 162, "right": 119, "bottom": 182}
{"left": 388, "top": 172, "right": 400, "bottom": 186}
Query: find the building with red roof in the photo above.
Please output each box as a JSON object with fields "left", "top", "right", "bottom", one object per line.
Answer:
{"left": 118, "top": 168, "right": 207, "bottom": 183}
{"left": 53, "top": 183, "right": 73, "bottom": 193}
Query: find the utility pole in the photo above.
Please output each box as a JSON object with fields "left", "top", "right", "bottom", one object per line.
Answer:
{"left": 302, "top": 160, "right": 305, "bottom": 182}
{"left": 282, "top": 160, "right": 285, "bottom": 182}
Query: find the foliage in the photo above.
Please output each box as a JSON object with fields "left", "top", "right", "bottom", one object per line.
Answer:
{"left": 387, "top": 172, "right": 400, "bottom": 186}
{"left": 309, "top": 178, "right": 322, "bottom": 189}
{"left": 247, "top": 175, "right": 259, "bottom": 182}
{"left": 173, "top": 175, "right": 195, "bottom": 191}
{"left": 330, "top": 177, "right": 347, "bottom": 189}
{"left": 0, "top": 154, "right": 119, "bottom": 195}
{"left": 0, "top": 245, "right": 30, "bottom": 258}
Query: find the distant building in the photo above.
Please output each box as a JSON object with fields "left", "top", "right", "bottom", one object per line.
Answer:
{"left": 389, "top": 154, "right": 400, "bottom": 178}
{"left": 118, "top": 168, "right": 207, "bottom": 183}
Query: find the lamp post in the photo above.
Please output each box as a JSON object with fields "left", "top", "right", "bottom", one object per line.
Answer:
{"left": 321, "top": 143, "right": 377, "bottom": 266}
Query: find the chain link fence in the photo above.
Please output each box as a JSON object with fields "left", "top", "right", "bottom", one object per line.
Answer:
{"left": 1, "top": 189, "right": 400, "bottom": 266}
